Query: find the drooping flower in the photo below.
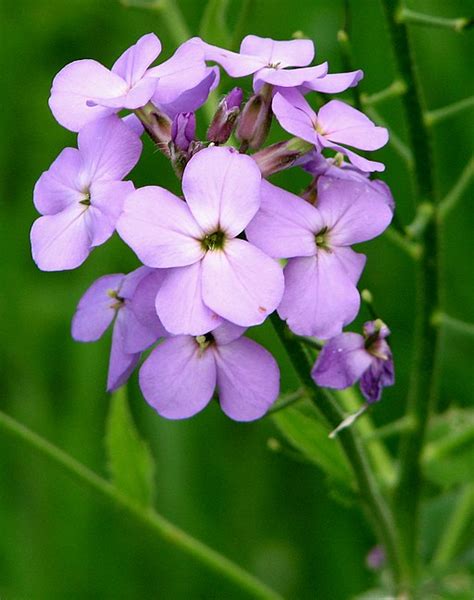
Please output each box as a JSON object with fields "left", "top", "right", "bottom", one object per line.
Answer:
{"left": 312, "top": 320, "right": 395, "bottom": 403}
{"left": 117, "top": 146, "right": 284, "bottom": 335}
{"left": 49, "top": 34, "right": 207, "bottom": 132}
{"left": 272, "top": 89, "right": 389, "bottom": 172}
{"left": 139, "top": 321, "right": 280, "bottom": 421}
{"left": 72, "top": 267, "right": 167, "bottom": 391}
{"left": 246, "top": 177, "right": 393, "bottom": 338}
{"left": 31, "top": 115, "right": 142, "bottom": 271}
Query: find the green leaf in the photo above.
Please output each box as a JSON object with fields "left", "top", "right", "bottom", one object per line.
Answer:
{"left": 272, "top": 405, "right": 352, "bottom": 489}
{"left": 105, "top": 387, "right": 155, "bottom": 506}
{"left": 422, "top": 408, "right": 474, "bottom": 488}
{"left": 199, "top": 0, "right": 231, "bottom": 47}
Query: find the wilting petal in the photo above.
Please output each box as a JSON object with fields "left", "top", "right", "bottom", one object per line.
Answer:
{"left": 202, "top": 238, "right": 284, "bottom": 327}
{"left": 246, "top": 180, "right": 322, "bottom": 258}
{"left": 272, "top": 92, "right": 318, "bottom": 145}
{"left": 318, "top": 100, "right": 388, "bottom": 151}
{"left": 49, "top": 60, "right": 125, "bottom": 131}
{"left": 197, "top": 38, "right": 265, "bottom": 77}
{"left": 30, "top": 204, "right": 91, "bottom": 271}
{"left": 34, "top": 148, "right": 84, "bottom": 215}
{"left": 112, "top": 33, "right": 162, "bottom": 86}
{"left": 139, "top": 336, "right": 217, "bottom": 419}
{"left": 214, "top": 337, "right": 279, "bottom": 421}
{"left": 155, "top": 262, "right": 222, "bottom": 336}
{"left": 78, "top": 115, "right": 142, "bottom": 183}
{"left": 182, "top": 146, "right": 261, "bottom": 236}
{"left": 312, "top": 333, "right": 371, "bottom": 389}
{"left": 256, "top": 63, "right": 327, "bottom": 87}
{"left": 302, "top": 69, "right": 363, "bottom": 93}
{"left": 211, "top": 321, "right": 247, "bottom": 345}
{"left": 148, "top": 40, "right": 207, "bottom": 105}
{"left": 278, "top": 253, "right": 360, "bottom": 338}
{"left": 241, "top": 35, "right": 314, "bottom": 67}
{"left": 317, "top": 177, "right": 393, "bottom": 245}
{"left": 117, "top": 186, "right": 204, "bottom": 268}
{"left": 71, "top": 273, "right": 124, "bottom": 342}
{"left": 360, "top": 356, "right": 394, "bottom": 403}
{"left": 107, "top": 324, "right": 140, "bottom": 392}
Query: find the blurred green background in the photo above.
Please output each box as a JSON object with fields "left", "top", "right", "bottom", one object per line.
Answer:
{"left": 0, "top": 0, "right": 472, "bottom": 598}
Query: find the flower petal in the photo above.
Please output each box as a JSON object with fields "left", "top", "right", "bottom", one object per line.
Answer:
{"left": 278, "top": 253, "right": 360, "bottom": 338}
{"left": 34, "top": 148, "right": 84, "bottom": 215}
{"left": 321, "top": 139, "right": 386, "bottom": 172}
{"left": 272, "top": 92, "right": 318, "bottom": 145}
{"left": 302, "top": 69, "right": 363, "bottom": 93}
{"left": 128, "top": 269, "right": 168, "bottom": 341}
{"left": 256, "top": 63, "right": 327, "bottom": 87}
{"left": 246, "top": 180, "right": 322, "bottom": 258}
{"left": 312, "top": 333, "right": 371, "bottom": 389}
{"left": 182, "top": 146, "right": 262, "bottom": 236}
{"left": 107, "top": 324, "right": 140, "bottom": 392}
{"left": 117, "top": 186, "right": 204, "bottom": 268}
{"left": 317, "top": 176, "right": 393, "bottom": 245}
{"left": 155, "top": 262, "right": 223, "bottom": 336}
{"left": 202, "top": 238, "right": 284, "bottom": 327}
{"left": 71, "top": 273, "right": 124, "bottom": 342}
{"left": 211, "top": 321, "right": 247, "bottom": 345}
{"left": 196, "top": 38, "right": 265, "bottom": 77}
{"left": 214, "top": 337, "right": 279, "bottom": 421}
{"left": 89, "top": 180, "right": 135, "bottom": 232}
{"left": 78, "top": 115, "right": 142, "bottom": 183}
{"left": 30, "top": 204, "right": 92, "bottom": 271}
{"left": 112, "top": 33, "right": 162, "bottom": 86}
{"left": 49, "top": 60, "right": 125, "bottom": 131}
{"left": 139, "top": 336, "right": 217, "bottom": 419}
{"left": 241, "top": 36, "right": 314, "bottom": 67}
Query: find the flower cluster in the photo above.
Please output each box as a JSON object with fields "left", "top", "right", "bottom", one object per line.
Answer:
{"left": 32, "top": 33, "right": 395, "bottom": 421}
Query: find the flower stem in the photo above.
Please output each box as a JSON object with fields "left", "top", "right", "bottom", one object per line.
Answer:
{"left": 438, "top": 155, "right": 474, "bottom": 220}
{"left": 381, "top": 1, "right": 442, "bottom": 592}
{"left": 361, "top": 79, "right": 407, "bottom": 106}
{"left": 364, "top": 106, "right": 414, "bottom": 168}
{"left": 269, "top": 314, "right": 407, "bottom": 591}
{"left": 0, "top": 409, "right": 283, "bottom": 600}
{"left": 396, "top": 6, "right": 474, "bottom": 32}
{"left": 425, "top": 95, "right": 474, "bottom": 126}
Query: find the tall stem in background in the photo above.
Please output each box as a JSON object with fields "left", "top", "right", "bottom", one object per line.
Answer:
{"left": 381, "top": 1, "right": 442, "bottom": 591}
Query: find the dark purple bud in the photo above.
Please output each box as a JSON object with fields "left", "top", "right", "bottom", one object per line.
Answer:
{"left": 237, "top": 85, "right": 273, "bottom": 150}
{"left": 207, "top": 87, "right": 243, "bottom": 144}
{"left": 171, "top": 112, "right": 196, "bottom": 152}
{"left": 360, "top": 319, "right": 395, "bottom": 403}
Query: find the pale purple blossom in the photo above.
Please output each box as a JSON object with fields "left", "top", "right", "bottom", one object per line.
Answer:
{"left": 272, "top": 89, "right": 389, "bottom": 172}
{"left": 117, "top": 146, "right": 284, "bottom": 335}
{"left": 246, "top": 177, "right": 393, "bottom": 338}
{"left": 312, "top": 320, "right": 395, "bottom": 403}
{"left": 139, "top": 321, "right": 279, "bottom": 421}
{"left": 31, "top": 115, "right": 141, "bottom": 271}
{"left": 72, "top": 267, "right": 166, "bottom": 391}
{"left": 49, "top": 34, "right": 207, "bottom": 132}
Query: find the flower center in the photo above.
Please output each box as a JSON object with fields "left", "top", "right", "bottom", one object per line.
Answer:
{"left": 79, "top": 192, "right": 91, "bottom": 206}
{"left": 268, "top": 61, "right": 281, "bottom": 69}
{"left": 315, "top": 227, "right": 331, "bottom": 251}
{"left": 107, "top": 289, "right": 125, "bottom": 311}
{"left": 195, "top": 332, "right": 215, "bottom": 354}
{"left": 201, "top": 230, "right": 226, "bottom": 252}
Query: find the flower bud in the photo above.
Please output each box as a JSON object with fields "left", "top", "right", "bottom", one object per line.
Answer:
{"left": 135, "top": 102, "right": 172, "bottom": 154}
{"left": 252, "top": 141, "right": 301, "bottom": 177}
{"left": 237, "top": 85, "right": 273, "bottom": 150}
{"left": 207, "top": 87, "right": 243, "bottom": 144}
{"left": 171, "top": 112, "right": 196, "bottom": 152}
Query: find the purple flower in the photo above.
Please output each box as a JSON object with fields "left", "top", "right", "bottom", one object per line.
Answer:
{"left": 312, "top": 320, "right": 395, "bottom": 403}
{"left": 72, "top": 267, "right": 167, "bottom": 391}
{"left": 139, "top": 321, "right": 280, "bottom": 421}
{"left": 171, "top": 112, "right": 196, "bottom": 152}
{"left": 197, "top": 35, "right": 328, "bottom": 88}
{"left": 246, "top": 177, "right": 393, "bottom": 338}
{"left": 49, "top": 34, "right": 206, "bottom": 132}
{"left": 117, "top": 146, "right": 284, "bottom": 335}
{"left": 298, "top": 69, "right": 364, "bottom": 94}
{"left": 31, "top": 115, "right": 141, "bottom": 271}
{"left": 272, "top": 90, "right": 389, "bottom": 172}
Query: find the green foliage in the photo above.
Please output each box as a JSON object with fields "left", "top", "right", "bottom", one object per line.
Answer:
{"left": 199, "top": 0, "right": 231, "bottom": 47}
{"left": 105, "top": 387, "right": 155, "bottom": 506}
{"left": 272, "top": 405, "right": 353, "bottom": 489}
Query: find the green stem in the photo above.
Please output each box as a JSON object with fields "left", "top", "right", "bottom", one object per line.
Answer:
{"left": 431, "top": 484, "right": 474, "bottom": 568}
{"left": 396, "top": 6, "right": 474, "bottom": 32}
{"left": 384, "top": 227, "right": 422, "bottom": 259}
{"left": 267, "top": 388, "right": 306, "bottom": 415}
{"left": 438, "top": 312, "right": 474, "bottom": 338}
{"left": 425, "top": 96, "right": 474, "bottom": 126}
{"left": 361, "top": 79, "right": 407, "bottom": 106}
{"left": 439, "top": 155, "right": 474, "bottom": 220}
{"left": 405, "top": 202, "right": 434, "bottom": 239}
{"left": 381, "top": 1, "right": 442, "bottom": 592}
{"left": 0, "top": 409, "right": 283, "bottom": 600}
{"left": 365, "top": 106, "right": 414, "bottom": 168}
{"left": 270, "top": 315, "right": 407, "bottom": 591}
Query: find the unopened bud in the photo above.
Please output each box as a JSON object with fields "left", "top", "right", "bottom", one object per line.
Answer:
{"left": 252, "top": 141, "right": 302, "bottom": 177}
{"left": 207, "top": 87, "right": 243, "bottom": 144}
{"left": 237, "top": 85, "right": 273, "bottom": 150}
{"left": 135, "top": 103, "right": 172, "bottom": 154}
{"left": 171, "top": 112, "right": 196, "bottom": 152}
